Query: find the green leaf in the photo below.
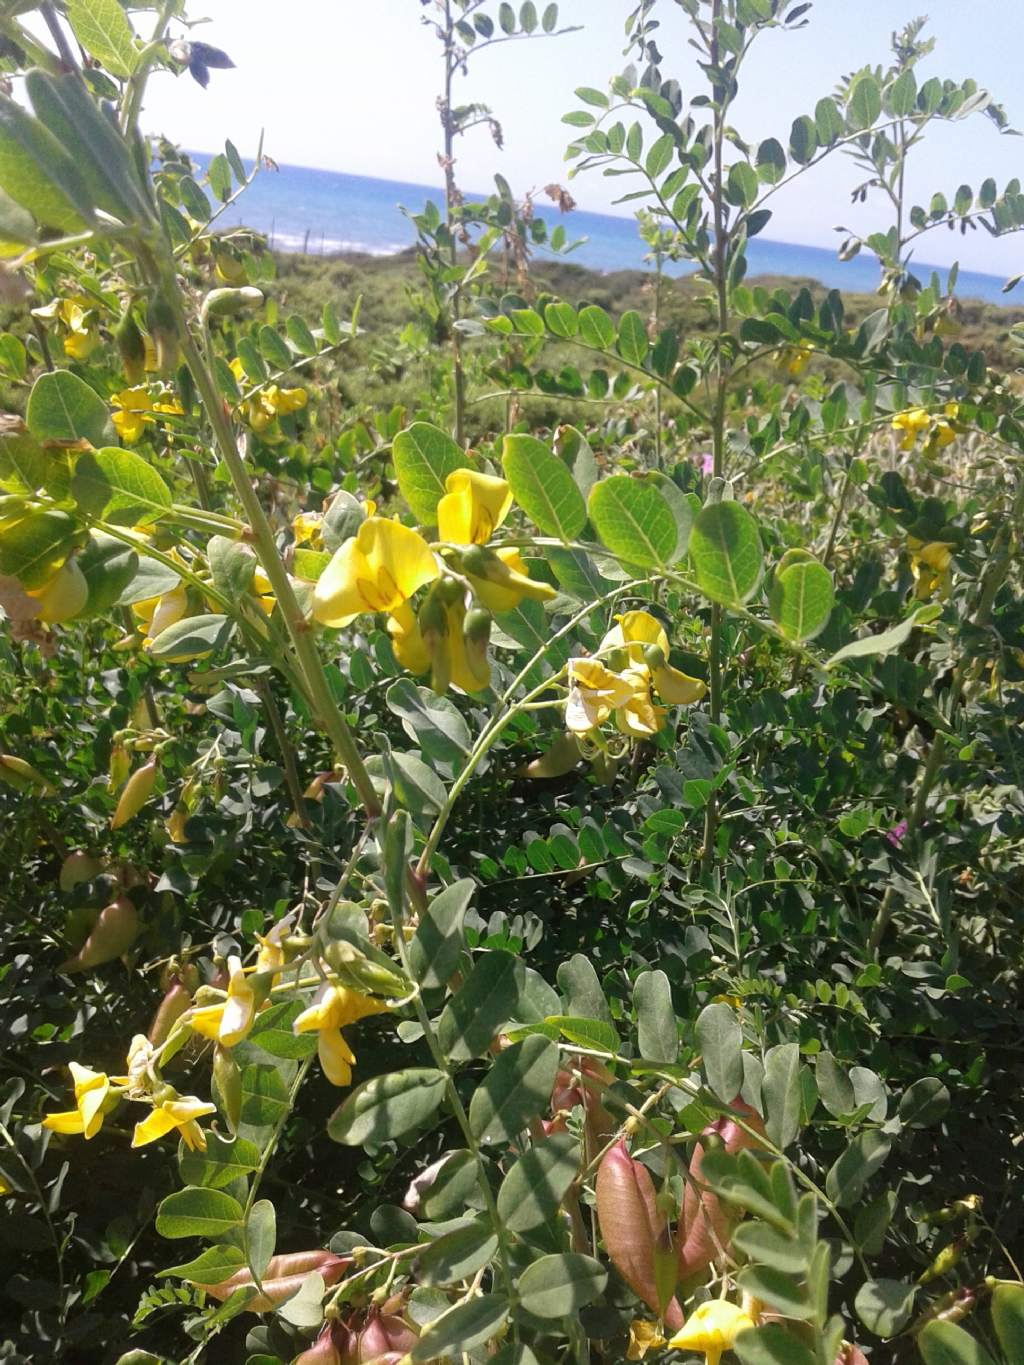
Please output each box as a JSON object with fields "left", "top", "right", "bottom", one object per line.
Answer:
{"left": 469, "top": 1035, "right": 559, "bottom": 1144}
{"left": 0, "top": 432, "right": 45, "bottom": 493}
{"left": 756, "top": 138, "right": 787, "bottom": 185}
{"left": 239, "top": 1064, "right": 290, "bottom": 1130}
{"left": 737, "top": 1266, "right": 815, "bottom": 1320}
{"left": 616, "top": 310, "right": 649, "bottom": 367}
{"left": 437, "top": 951, "right": 526, "bottom": 1061}
{"left": 0, "top": 94, "right": 94, "bottom": 231}
{"left": 696, "top": 1001, "right": 744, "bottom": 1103}
{"left": 147, "top": 613, "right": 234, "bottom": 662}
{"left": 0, "top": 509, "right": 79, "bottom": 589}
{"left": 815, "top": 1052, "right": 855, "bottom": 1117}
{"left": 417, "top": 1220, "right": 498, "bottom": 1287}
{"left": 727, "top": 161, "right": 759, "bottom": 208}
{"left": 78, "top": 530, "right": 139, "bottom": 616}
{"left": 71, "top": 448, "right": 172, "bottom": 527}
{"left": 992, "top": 1282, "right": 1024, "bottom": 1363}
{"left": 645, "top": 132, "right": 675, "bottom": 179}
{"left": 767, "top": 558, "right": 834, "bottom": 641}
{"left": 245, "top": 1200, "right": 276, "bottom": 1283}
{"left": 731, "top": 1220, "right": 810, "bottom": 1274}
{"left": 27, "top": 371, "right": 113, "bottom": 448}
{"left": 588, "top": 475, "right": 678, "bottom": 568}
{"left": 918, "top": 1322, "right": 999, "bottom": 1365}
{"left": 734, "top": 1323, "right": 818, "bottom": 1365}
{"left": 392, "top": 422, "right": 466, "bottom": 525}
{"left": 634, "top": 970, "right": 678, "bottom": 1063}
{"left": 825, "top": 1131, "right": 891, "bottom": 1207}
{"left": 825, "top": 605, "right": 937, "bottom": 667}
{"left": 160, "top": 1243, "right": 246, "bottom": 1283}
{"left": 277, "top": 1271, "right": 326, "bottom": 1328}
{"left": 247, "top": 1000, "right": 317, "bottom": 1060}
{"left": 258, "top": 325, "right": 292, "bottom": 370}
{"left": 545, "top": 301, "right": 578, "bottom": 338}
{"left": 547, "top": 1014, "right": 619, "bottom": 1054}
{"left": 116, "top": 554, "right": 180, "bottom": 606}
{"left": 497, "top": 1131, "right": 579, "bottom": 1232}
{"left": 854, "top": 1278, "right": 917, "bottom": 1338}
{"left": 155, "top": 1187, "right": 243, "bottom": 1240}
{"left": 516, "top": 1253, "right": 607, "bottom": 1319}
{"left": 502, "top": 433, "right": 587, "bottom": 540}
{"left": 409, "top": 878, "right": 473, "bottom": 989}
{"left": 886, "top": 68, "right": 918, "bottom": 117}
{"left": 386, "top": 679, "right": 471, "bottom": 768}
{"left": 898, "top": 1077, "right": 950, "bottom": 1128}
{"left": 328, "top": 1068, "right": 447, "bottom": 1145}
{"left": 410, "top": 1295, "right": 508, "bottom": 1360}
{"left": 763, "top": 1043, "right": 802, "bottom": 1148}
{"left": 178, "top": 1132, "right": 260, "bottom": 1190}
{"left": 66, "top": 0, "right": 138, "bottom": 78}
{"left": 848, "top": 74, "right": 882, "bottom": 131}
{"left": 690, "top": 501, "right": 764, "bottom": 606}
{"left": 578, "top": 304, "right": 615, "bottom": 350}
{"left": 208, "top": 535, "right": 258, "bottom": 601}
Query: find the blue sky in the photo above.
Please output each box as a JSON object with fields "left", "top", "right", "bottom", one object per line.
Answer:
{"left": 141, "top": 1, "right": 1024, "bottom": 275}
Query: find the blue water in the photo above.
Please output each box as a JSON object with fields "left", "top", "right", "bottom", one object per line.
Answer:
{"left": 189, "top": 153, "right": 1016, "bottom": 307}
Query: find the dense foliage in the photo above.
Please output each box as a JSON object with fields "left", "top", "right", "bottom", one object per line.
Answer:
{"left": 0, "top": 3, "right": 1022, "bottom": 1364}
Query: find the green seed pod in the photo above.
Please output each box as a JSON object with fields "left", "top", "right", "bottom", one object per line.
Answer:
{"left": 145, "top": 292, "right": 178, "bottom": 374}
{"left": 115, "top": 306, "right": 146, "bottom": 384}
{"left": 58, "top": 894, "right": 138, "bottom": 972}
{"left": 201, "top": 286, "right": 264, "bottom": 320}
{"left": 605, "top": 646, "right": 629, "bottom": 672}
{"left": 213, "top": 1043, "right": 242, "bottom": 1132}
{"left": 111, "top": 757, "right": 158, "bottom": 830}
{"left": 642, "top": 642, "right": 667, "bottom": 670}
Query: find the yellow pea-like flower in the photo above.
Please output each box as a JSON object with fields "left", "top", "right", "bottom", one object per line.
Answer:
{"left": 312, "top": 517, "right": 439, "bottom": 627}
{"left": 667, "top": 1300, "right": 755, "bottom": 1365}
{"left": 437, "top": 469, "right": 513, "bottom": 545}
{"left": 292, "top": 985, "right": 390, "bottom": 1087}
{"left": 131, "top": 1094, "right": 217, "bottom": 1152}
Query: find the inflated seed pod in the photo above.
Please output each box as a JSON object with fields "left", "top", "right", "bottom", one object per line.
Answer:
{"left": 58, "top": 894, "right": 138, "bottom": 973}
{"left": 197, "top": 1250, "right": 347, "bottom": 1311}
{"left": 677, "top": 1099, "right": 766, "bottom": 1283}
{"left": 595, "top": 1140, "right": 682, "bottom": 1330}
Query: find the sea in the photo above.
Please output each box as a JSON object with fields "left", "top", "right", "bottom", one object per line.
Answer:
{"left": 189, "top": 153, "right": 1016, "bottom": 307}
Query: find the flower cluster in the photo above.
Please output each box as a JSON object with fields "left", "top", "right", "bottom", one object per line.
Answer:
{"left": 310, "top": 468, "right": 555, "bottom": 695}
{"left": 566, "top": 610, "right": 706, "bottom": 740}
{"left": 110, "top": 386, "right": 184, "bottom": 444}
{"left": 230, "top": 359, "right": 307, "bottom": 433}
{"left": 892, "top": 403, "right": 959, "bottom": 455}
{"left": 907, "top": 535, "right": 954, "bottom": 601}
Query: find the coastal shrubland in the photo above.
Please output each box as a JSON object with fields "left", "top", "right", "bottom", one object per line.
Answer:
{"left": 0, "top": 4, "right": 1023, "bottom": 1365}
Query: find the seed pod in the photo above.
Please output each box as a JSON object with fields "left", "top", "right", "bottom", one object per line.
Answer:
{"left": 519, "top": 731, "right": 583, "bottom": 779}
{"left": 677, "top": 1099, "right": 766, "bottom": 1283}
{"left": 358, "top": 1311, "right": 418, "bottom": 1360}
{"left": 197, "top": 1250, "right": 348, "bottom": 1310}
{"left": 59, "top": 850, "right": 104, "bottom": 891}
{"left": 202, "top": 285, "right": 263, "bottom": 318}
{"left": 595, "top": 1140, "right": 683, "bottom": 1330}
{"left": 148, "top": 979, "right": 192, "bottom": 1046}
{"left": 146, "top": 291, "right": 178, "bottom": 373}
{"left": 58, "top": 894, "right": 139, "bottom": 972}
{"left": 0, "top": 753, "right": 55, "bottom": 794}
{"left": 111, "top": 757, "right": 158, "bottom": 830}
{"left": 213, "top": 1044, "right": 243, "bottom": 1132}
{"left": 834, "top": 1347, "right": 869, "bottom": 1365}
{"left": 292, "top": 1326, "right": 341, "bottom": 1365}
{"left": 116, "top": 307, "right": 146, "bottom": 384}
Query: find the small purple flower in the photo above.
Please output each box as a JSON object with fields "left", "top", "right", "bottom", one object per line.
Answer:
{"left": 699, "top": 452, "right": 714, "bottom": 475}
{"left": 886, "top": 819, "right": 909, "bottom": 847}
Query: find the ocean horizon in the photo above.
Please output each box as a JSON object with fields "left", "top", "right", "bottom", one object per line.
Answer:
{"left": 188, "top": 152, "right": 1017, "bottom": 308}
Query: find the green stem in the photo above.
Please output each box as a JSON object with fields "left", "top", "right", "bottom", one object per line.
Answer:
{"left": 145, "top": 247, "right": 381, "bottom": 817}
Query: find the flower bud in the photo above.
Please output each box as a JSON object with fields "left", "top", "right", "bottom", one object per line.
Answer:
{"left": 145, "top": 291, "right": 178, "bottom": 373}
{"left": 202, "top": 286, "right": 264, "bottom": 319}
{"left": 58, "top": 894, "right": 139, "bottom": 973}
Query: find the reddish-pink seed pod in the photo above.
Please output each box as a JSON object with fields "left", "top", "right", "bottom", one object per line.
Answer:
{"left": 292, "top": 1325, "right": 341, "bottom": 1365}
{"left": 198, "top": 1250, "right": 347, "bottom": 1311}
{"left": 677, "top": 1099, "right": 766, "bottom": 1283}
{"left": 595, "top": 1140, "right": 682, "bottom": 1330}
{"left": 358, "top": 1311, "right": 418, "bottom": 1361}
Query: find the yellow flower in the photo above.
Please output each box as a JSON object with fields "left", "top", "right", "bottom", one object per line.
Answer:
{"left": 293, "top": 511, "right": 324, "bottom": 549}
{"left": 613, "top": 668, "right": 665, "bottom": 738}
{"left": 189, "top": 956, "right": 257, "bottom": 1048}
{"left": 437, "top": 469, "right": 513, "bottom": 545}
{"left": 464, "top": 545, "right": 557, "bottom": 613}
{"left": 667, "top": 1300, "right": 755, "bottom": 1365}
{"left": 783, "top": 344, "right": 813, "bottom": 378}
{"left": 602, "top": 611, "right": 707, "bottom": 707}
{"left": 251, "top": 566, "right": 275, "bottom": 615}
{"left": 907, "top": 536, "right": 954, "bottom": 601}
{"left": 891, "top": 407, "right": 932, "bottom": 450}
{"left": 42, "top": 1063, "right": 120, "bottom": 1140}
{"left": 132, "top": 580, "right": 188, "bottom": 645}
{"left": 312, "top": 517, "right": 439, "bottom": 627}
{"left": 111, "top": 387, "right": 155, "bottom": 444}
{"left": 267, "top": 385, "right": 307, "bottom": 415}
{"left": 627, "top": 1320, "right": 666, "bottom": 1360}
{"left": 58, "top": 300, "right": 99, "bottom": 361}
{"left": 565, "top": 658, "right": 637, "bottom": 734}
{"left": 131, "top": 1094, "right": 217, "bottom": 1152}
{"left": 387, "top": 599, "right": 431, "bottom": 676}
{"left": 292, "top": 985, "right": 390, "bottom": 1087}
